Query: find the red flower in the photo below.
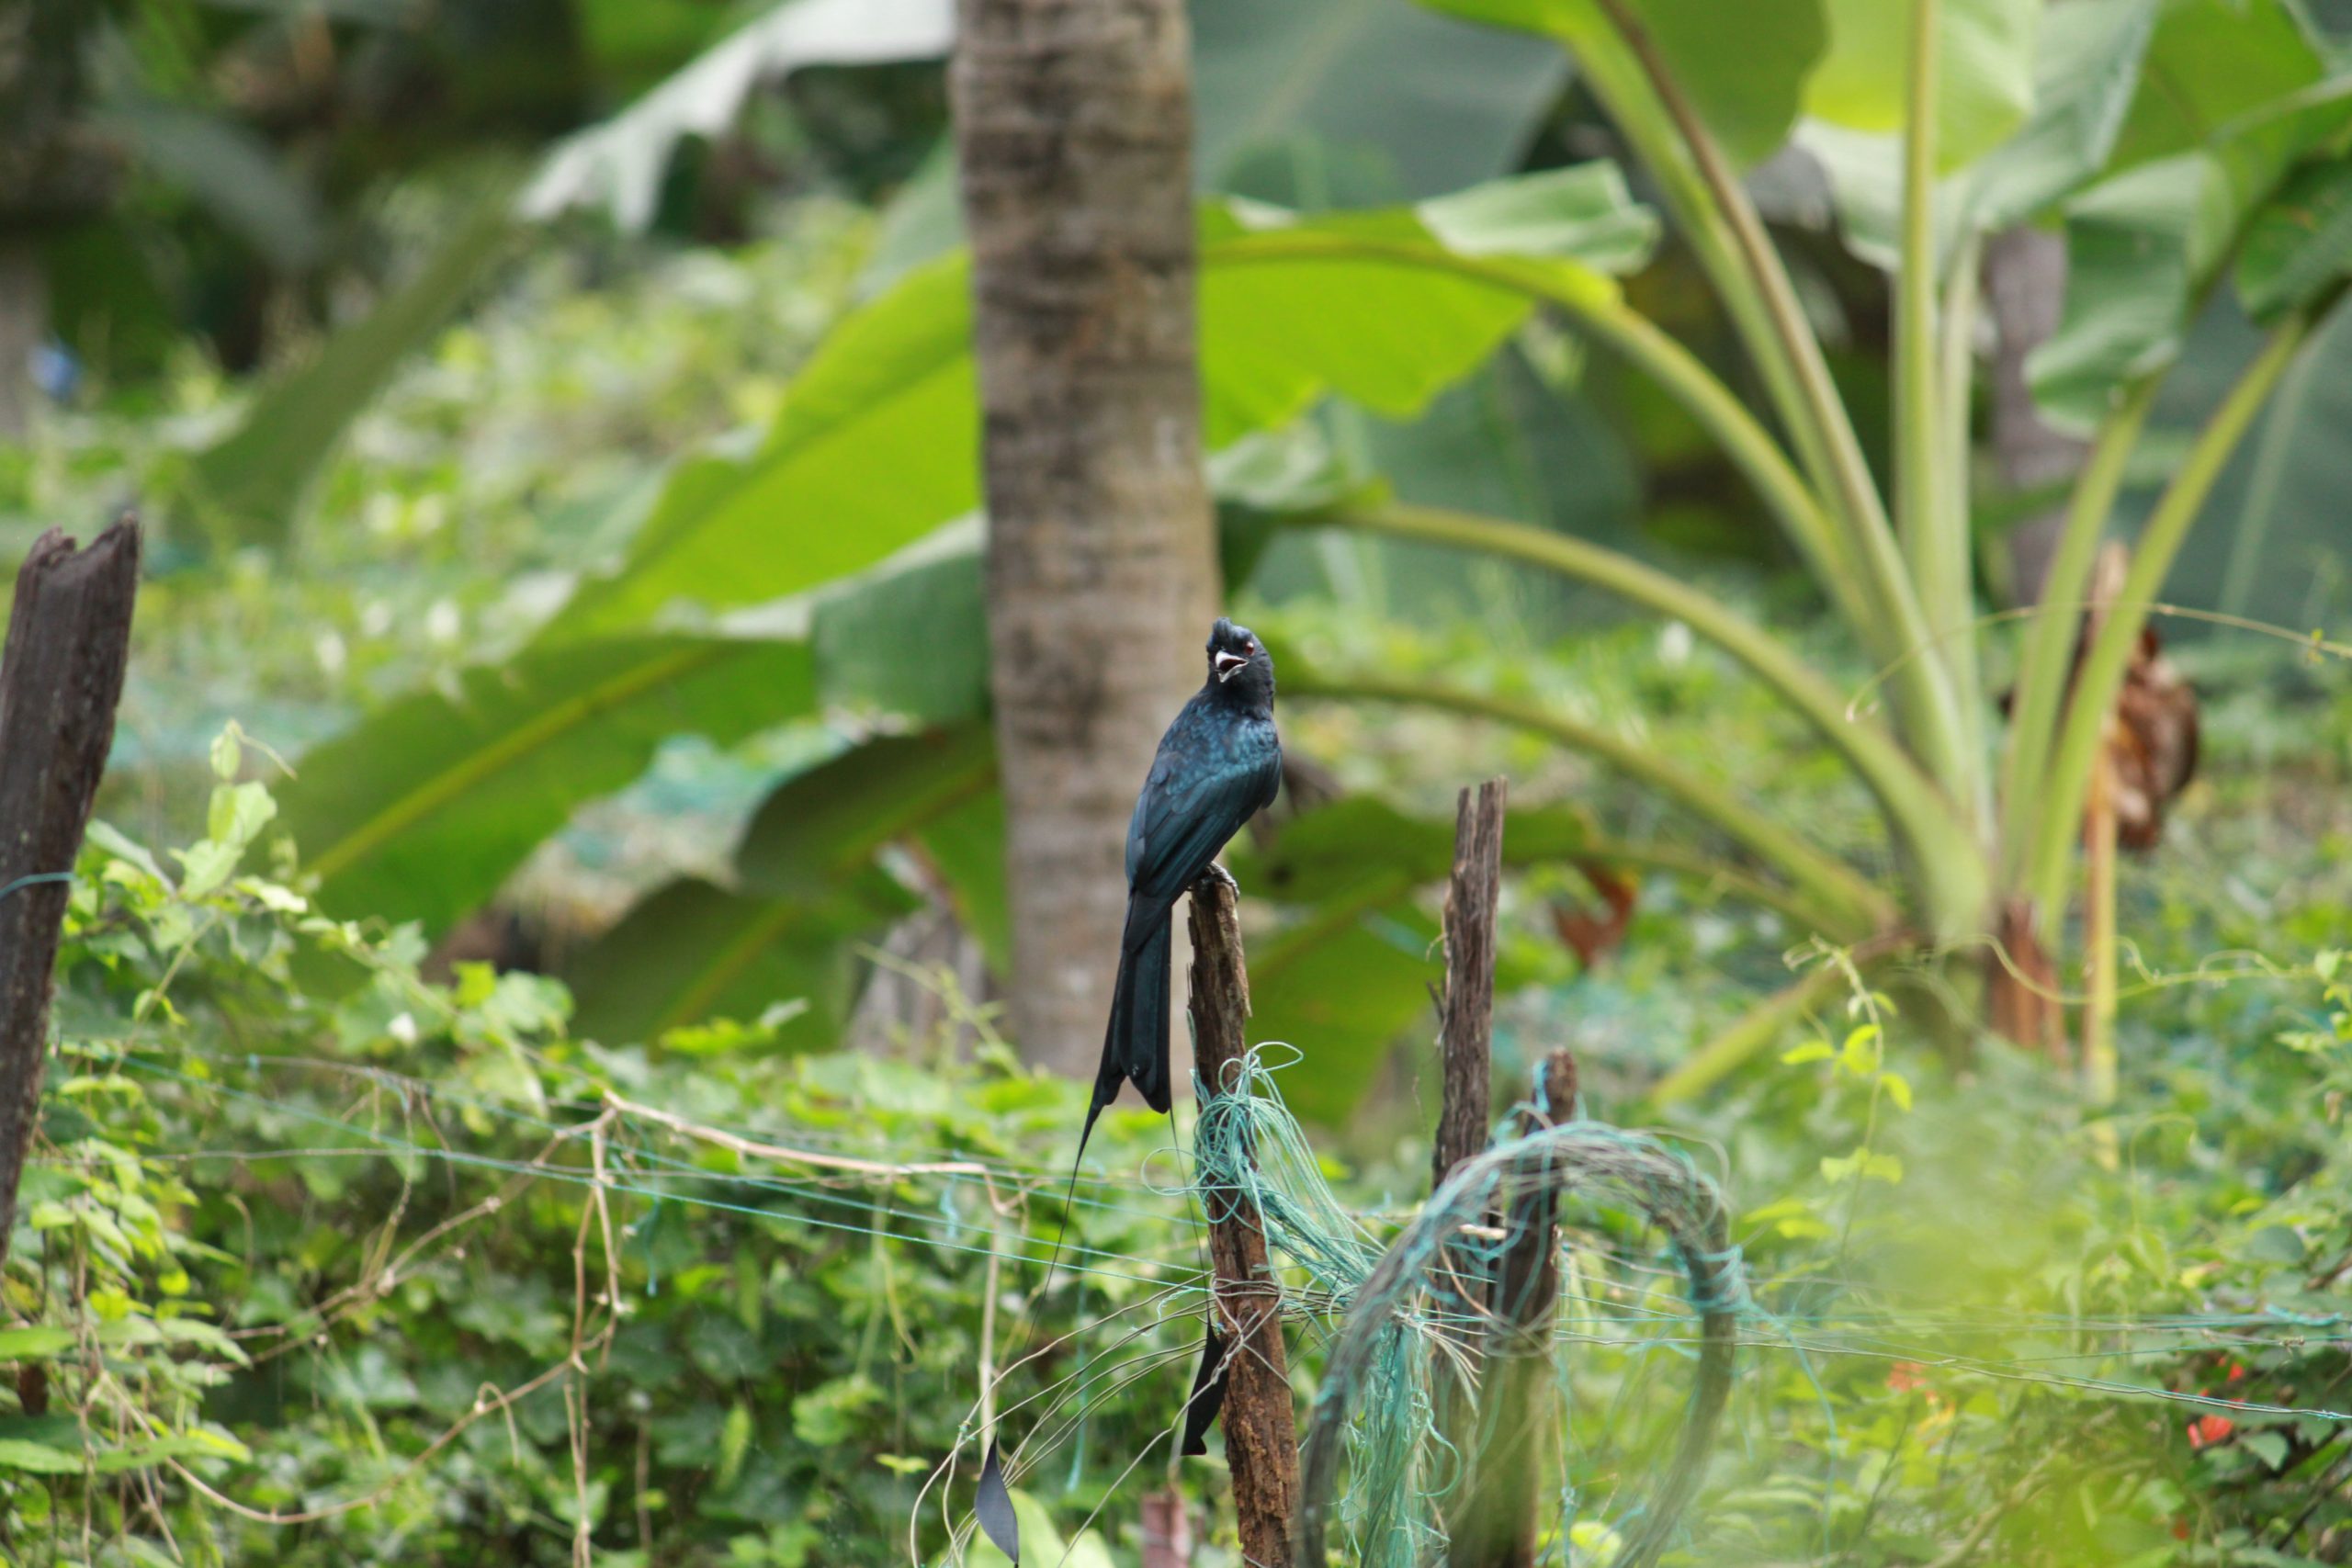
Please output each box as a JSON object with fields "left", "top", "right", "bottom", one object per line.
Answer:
{"left": 2188, "top": 1414, "right": 2235, "bottom": 1450}
{"left": 1887, "top": 1361, "right": 1928, "bottom": 1393}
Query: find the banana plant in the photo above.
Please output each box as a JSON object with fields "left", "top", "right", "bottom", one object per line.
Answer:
{"left": 278, "top": 0, "right": 2352, "bottom": 1114}
{"left": 1347, "top": 0, "right": 2352, "bottom": 1096}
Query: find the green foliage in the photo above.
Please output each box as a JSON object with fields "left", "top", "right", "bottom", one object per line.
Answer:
{"left": 1424, "top": 0, "right": 1828, "bottom": 168}
{"left": 6, "top": 772, "right": 1212, "bottom": 1564}
{"left": 9, "top": 703, "right": 2352, "bottom": 1563}
{"left": 186, "top": 185, "right": 524, "bottom": 546}
{"left": 1804, "top": 0, "right": 2039, "bottom": 170}
{"left": 19, "top": 19, "right": 2352, "bottom": 1562}
{"left": 279, "top": 636, "right": 816, "bottom": 933}
{"left": 548, "top": 168, "right": 1647, "bottom": 643}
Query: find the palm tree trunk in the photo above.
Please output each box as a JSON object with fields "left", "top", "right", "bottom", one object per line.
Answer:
{"left": 950, "top": 0, "right": 1220, "bottom": 1075}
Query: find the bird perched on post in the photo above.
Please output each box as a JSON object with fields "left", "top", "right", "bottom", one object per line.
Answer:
{"left": 979, "top": 621, "right": 1283, "bottom": 1564}
{"left": 1078, "top": 617, "right": 1281, "bottom": 1161}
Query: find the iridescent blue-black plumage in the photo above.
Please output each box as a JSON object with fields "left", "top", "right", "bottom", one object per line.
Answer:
{"left": 1081, "top": 618, "right": 1281, "bottom": 1151}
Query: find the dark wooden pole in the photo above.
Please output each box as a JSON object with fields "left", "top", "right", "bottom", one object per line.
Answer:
{"left": 1453, "top": 1048, "right": 1579, "bottom": 1568}
{"left": 1432, "top": 778, "right": 1507, "bottom": 1190}
{"left": 0, "top": 517, "right": 139, "bottom": 1269}
{"left": 1186, "top": 867, "right": 1297, "bottom": 1568}
{"left": 1430, "top": 779, "right": 1507, "bottom": 1558}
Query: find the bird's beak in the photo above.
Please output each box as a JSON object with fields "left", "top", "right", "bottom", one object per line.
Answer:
{"left": 1214, "top": 651, "right": 1248, "bottom": 683}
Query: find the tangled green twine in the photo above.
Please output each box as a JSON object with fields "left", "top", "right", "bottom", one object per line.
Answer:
{"left": 1187, "top": 1045, "right": 1743, "bottom": 1568}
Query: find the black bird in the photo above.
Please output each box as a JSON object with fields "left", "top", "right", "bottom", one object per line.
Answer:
{"left": 979, "top": 622, "right": 1281, "bottom": 1566}
{"left": 1080, "top": 617, "right": 1281, "bottom": 1158}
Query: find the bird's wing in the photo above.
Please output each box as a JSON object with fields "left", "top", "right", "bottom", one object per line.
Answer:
{"left": 1124, "top": 733, "right": 1280, "bottom": 949}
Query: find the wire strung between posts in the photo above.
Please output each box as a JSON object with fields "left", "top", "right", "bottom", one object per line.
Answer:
{"left": 52, "top": 1035, "right": 2352, "bottom": 1562}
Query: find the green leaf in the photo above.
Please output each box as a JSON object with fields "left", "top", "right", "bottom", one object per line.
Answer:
{"left": 2241, "top": 1428, "right": 2290, "bottom": 1471}
{"left": 1199, "top": 205, "right": 1539, "bottom": 442}
{"left": 176, "top": 781, "right": 277, "bottom": 898}
{"left": 279, "top": 637, "right": 813, "bottom": 932}
{"left": 1803, "top": 0, "right": 2158, "bottom": 273}
{"left": 564, "top": 875, "right": 903, "bottom": 1044}
{"left": 0, "top": 1438, "right": 81, "bottom": 1474}
{"left": 1195, "top": 0, "right": 1572, "bottom": 200}
{"left": 735, "top": 726, "right": 995, "bottom": 897}
{"left": 789, "top": 1373, "right": 881, "bottom": 1447}
{"left": 2106, "top": 0, "right": 2328, "bottom": 175}
{"left": 0, "top": 1326, "right": 74, "bottom": 1361}
{"left": 1967, "top": 0, "right": 2160, "bottom": 231}
{"left": 187, "top": 182, "right": 518, "bottom": 545}
{"left": 914, "top": 787, "right": 1013, "bottom": 976}
{"left": 1232, "top": 794, "right": 1598, "bottom": 903}
{"left": 551, "top": 254, "right": 980, "bottom": 640}
{"left": 810, "top": 536, "right": 991, "bottom": 725}
{"left": 2028, "top": 0, "right": 2352, "bottom": 430}
{"left": 2210, "top": 302, "right": 2352, "bottom": 631}
{"left": 715, "top": 1401, "right": 752, "bottom": 1490}
{"left": 1417, "top": 163, "right": 1660, "bottom": 269}
{"left": 572, "top": 728, "right": 1000, "bottom": 1041}
{"left": 2028, "top": 158, "right": 2204, "bottom": 433}
{"left": 1805, "top": 0, "right": 2041, "bottom": 171}
{"left": 1250, "top": 898, "right": 1442, "bottom": 1125}
{"left": 1418, "top": 0, "right": 1827, "bottom": 168}
{"left": 96, "top": 100, "right": 324, "bottom": 271}
{"left": 561, "top": 172, "right": 1647, "bottom": 639}
{"left": 1230, "top": 795, "right": 1589, "bottom": 1121}
{"left": 2237, "top": 157, "right": 2352, "bottom": 321}
{"left": 862, "top": 0, "right": 1575, "bottom": 288}
{"left": 519, "top": 0, "right": 955, "bottom": 230}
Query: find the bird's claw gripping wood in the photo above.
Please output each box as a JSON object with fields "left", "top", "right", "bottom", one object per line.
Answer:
{"left": 1193, "top": 861, "right": 1240, "bottom": 899}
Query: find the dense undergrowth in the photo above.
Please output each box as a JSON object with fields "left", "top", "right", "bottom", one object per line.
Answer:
{"left": 0, "top": 641, "right": 2341, "bottom": 1565}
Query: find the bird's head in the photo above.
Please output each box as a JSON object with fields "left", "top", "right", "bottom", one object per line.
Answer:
{"left": 1206, "top": 617, "right": 1272, "bottom": 696}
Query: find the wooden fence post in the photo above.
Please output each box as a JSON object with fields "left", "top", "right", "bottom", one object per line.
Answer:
{"left": 0, "top": 517, "right": 140, "bottom": 1271}
{"left": 1453, "top": 1048, "right": 1579, "bottom": 1568}
{"left": 1433, "top": 778, "right": 1507, "bottom": 1190}
{"left": 1430, "top": 778, "right": 1507, "bottom": 1562}
{"left": 1186, "top": 866, "right": 1298, "bottom": 1568}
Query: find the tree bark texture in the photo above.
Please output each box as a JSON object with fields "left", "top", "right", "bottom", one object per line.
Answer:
{"left": 0, "top": 518, "right": 140, "bottom": 1270}
{"left": 1430, "top": 779, "right": 1507, "bottom": 1557}
{"left": 1433, "top": 779, "right": 1507, "bottom": 1192}
{"left": 951, "top": 0, "right": 1221, "bottom": 1076}
{"left": 1186, "top": 870, "right": 1298, "bottom": 1567}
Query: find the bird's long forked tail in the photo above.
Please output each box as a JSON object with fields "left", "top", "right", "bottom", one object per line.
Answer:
{"left": 981, "top": 914, "right": 1180, "bottom": 1564}
{"left": 1080, "top": 911, "right": 1175, "bottom": 1168}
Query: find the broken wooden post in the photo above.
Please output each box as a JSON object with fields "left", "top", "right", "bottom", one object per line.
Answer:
{"left": 1431, "top": 778, "right": 1507, "bottom": 1560}
{"left": 0, "top": 517, "right": 141, "bottom": 1271}
{"left": 1433, "top": 777, "right": 1507, "bottom": 1191}
{"left": 1452, "top": 1048, "right": 1579, "bottom": 1568}
{"left": 1186, "top": 866, "right": 1298, "bottom": 1567}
